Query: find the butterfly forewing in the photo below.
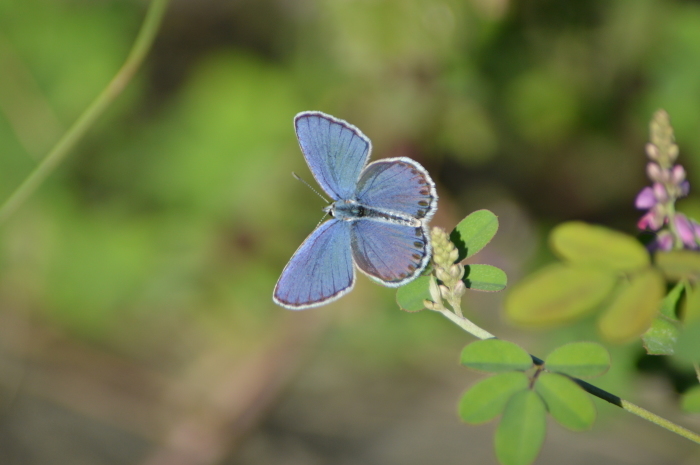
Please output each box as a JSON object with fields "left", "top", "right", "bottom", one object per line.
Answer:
{"left": 274, "top": 219, "right": 355, "bottom": 309}
{"left": 355, "top": 157, "right": 437, "bottom": 221}
{"left": 350, "top": 220, "right": 431, "bottom": 287}
{"left": 294, "top": 112, "right": 371, "bottom": 201}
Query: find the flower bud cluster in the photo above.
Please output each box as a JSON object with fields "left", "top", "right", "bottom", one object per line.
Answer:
{"left": 636, "top": 110, "right": 699, "bottom": 250}
{"left": 425, "top": 227, "right": 466, "bottom": 313}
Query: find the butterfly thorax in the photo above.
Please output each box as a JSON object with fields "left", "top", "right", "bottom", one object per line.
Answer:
{"left": 326, "top": 199, "right": 421, "bottom": 227}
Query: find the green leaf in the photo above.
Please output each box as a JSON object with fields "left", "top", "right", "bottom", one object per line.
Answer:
{"left": 495, "top": 390, "right": 547, "bottom": 465}
{"left": 681, "top": 386, "right": 700, "bottom": 413}
{"left": 642, "top": 282, "right": 687, "bottom": 355}
{"left": 660, "top": 282, "right": 684, "bottom": 320}
{"left": 460, "top": 339, "right": 533, "bottom": 373}
{"left": 550, "top": 222, "right": 650, "bottom": 271}
{"left": 458, "top": 372, "right": 530, "bottom": 424}
{"left": 684, "top": 284, "right": 700, "bottom": 324}
{"left": 450, "top": 209, "right": 499, "bottom": 262}
{"left": 544, "top": 342, "right": 611, "bottom": 378}
{"left": 464, "top": 264, "right": 507, "bottom": 292}
{"left": 505, "top": 263, "right": 618, "bottom": 326}
{"left": 655, "top": 250, "right": 700, "bottom": 282}
{"left": 642, "top": 316, "right": 680, "bottom": 356}
{"left": 598, "top": 269, "right": 665, "bottom": 343}
{"left": 396, "top": 276, "right": 432, "bottom": 312}
{"left": 535, "top": 372, "right": 596, "bottom": 431}
{"left": 675, "top": 320, "right": 700, "bottom": 363}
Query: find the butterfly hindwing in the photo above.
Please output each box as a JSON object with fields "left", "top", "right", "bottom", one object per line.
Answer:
{"left": 295, "top": 112, "right": 371, "bottom": 201}
{"left": 274, "top": 219, "right": 355, "bottom": 309}
{"left": 350, "top": 219, "right": 431, "bottom": 287}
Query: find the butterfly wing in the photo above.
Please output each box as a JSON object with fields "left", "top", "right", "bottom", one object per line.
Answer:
{"left": 295, "top": 111, "right": 371, "bottom": 200}
{"left": 350, "top": 220, "right": 431, "bottom": 287}
{"left": 273, "top": 219, "right": 355, "bottom": 309}
{"left": 355, "top": 157, "right": 437, "bottom": 221}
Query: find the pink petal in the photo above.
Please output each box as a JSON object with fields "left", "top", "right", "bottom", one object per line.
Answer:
{"left": 638, "top": 210, "right": 664, "bottom": 231}
{"left": 692, "top": 219, "right": 700, "bottom": 237}
{"left": 674, "top": 213, "right": 697, "bottom": 248}
{"left": 653, "top": 183, "right": 669, "bottom": 203}
{"left": 672, "top": 165, "right": 686, "bottom": 184}
{"left": 655, "top": 231, "right": 674, "bottom": 251}
{"left": 635, "top": 187, "right": 656, "bottom": 209}
{"left": 646, "top": 163, "right": 662, "bottom": 182}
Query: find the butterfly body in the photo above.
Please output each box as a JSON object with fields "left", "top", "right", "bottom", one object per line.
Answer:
{"left": 328, "top": 198, "right": 421, "bottom": 227}
{"left": 273, "top": 112, "right": 437, "bottom": 310}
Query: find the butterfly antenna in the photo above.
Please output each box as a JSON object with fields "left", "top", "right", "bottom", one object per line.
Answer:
{"left": 315, "top": 211, "right": 331, "bottom": 228}
{"left": 292, "top": 172, "right": 329, "bottom": 204}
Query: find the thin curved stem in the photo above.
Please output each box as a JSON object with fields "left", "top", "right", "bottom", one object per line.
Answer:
{"left": 434, "top": 308, "right": 495, "bottom": 340}
{"left": 436, "top": 309, "right": 700, "bottom": 445}
{"left": 0, "top": 0, "right": 171, "bottom": 224}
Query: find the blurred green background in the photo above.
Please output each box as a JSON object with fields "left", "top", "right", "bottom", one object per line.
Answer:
{"left": 0, "top": 0, "right": 699, "bottom": 463}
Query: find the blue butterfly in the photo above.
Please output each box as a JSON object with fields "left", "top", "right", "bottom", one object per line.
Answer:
{"left": 273, "top": 111, "right": 438, "bottom": 309}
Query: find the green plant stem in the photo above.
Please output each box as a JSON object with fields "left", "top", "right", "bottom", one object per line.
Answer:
{"left": 438, "top": 308, "right": 700, "bottom": 445}
{"left": 0, "top": 0, "right": 171, "bottom": 224}
{"left": 434, "top": 308, "right": 494, "bottom": 340}
{"left": 666, "top": 203, "right": 684, "bottom": 250}
{"left": 447, "top": 297, "right": 464, "bottom": 318}
{"left": 621, "top": 399, "right": 700, "bottom": 444}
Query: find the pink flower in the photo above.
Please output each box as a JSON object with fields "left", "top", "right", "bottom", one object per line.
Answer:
{"left": 674, "top": 214, "right": 699, "bottom": 249}
{"left": 637, "top": 208, "right": 665, "bottom": 231}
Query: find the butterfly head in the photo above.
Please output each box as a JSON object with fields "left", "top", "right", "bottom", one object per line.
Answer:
{"left": 326, "top": 199, "right": 366, "bottom": 221}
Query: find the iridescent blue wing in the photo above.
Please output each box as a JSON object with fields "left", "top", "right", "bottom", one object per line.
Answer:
{"left": 355, "top": 157, "right": 437, "bottom": 221}
{"left": 294, "top": 111, "right": 371, "bottom": 201}
{"left": 273, "top": 219, "right": 355, "bottom": 310}
{"left": 350, "top": 220, "right": 431, "bottom": 287}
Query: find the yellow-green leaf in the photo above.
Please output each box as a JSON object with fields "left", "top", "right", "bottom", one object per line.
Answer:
{"left": 681, "top": 386, "right": 700, "bottom": 413}
{"left": 458, "top": 372, "right": 529, "bottom": 424}
{"left": 550, "top": 222, "right": 649, "bottom": 271}
{"left": 675, "top": 320, "right": 700, "bottom": 363}
{"left": 450, "top": 209, "right": 499, "bottom": 262}
{"left": 460, "top": 339, "right": 533, "bottom": 373}
{"left": 544, "top": 342, "right": 611, "bottom": 378}
{"left": 642, "top": 316, "right": 680, "bottom": 356}
{"left": 464, "top": 264, "right": 507, "bottom": 292}
{"left": 535, "top": 373, "right": 596, "bottom": 431}
{"left": 659, "top": 282, "right": 684, "bottom": 320}
{"left": 655, "top": 250, "right": 700, "bottom": 282}
{"left": 396, "top": 276, "right": 432, "bottom": 312}
{"left": 505, "top": 263, "right": 618, "bottom": 326}
{"left": 684, "top": 284, "right": 700, "bottom": 324}
{"left": 598, "top": 269, "right": 665, "bottom": 343}
{"left": 495, "top": 390, "right": 547, "bottom": 465}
